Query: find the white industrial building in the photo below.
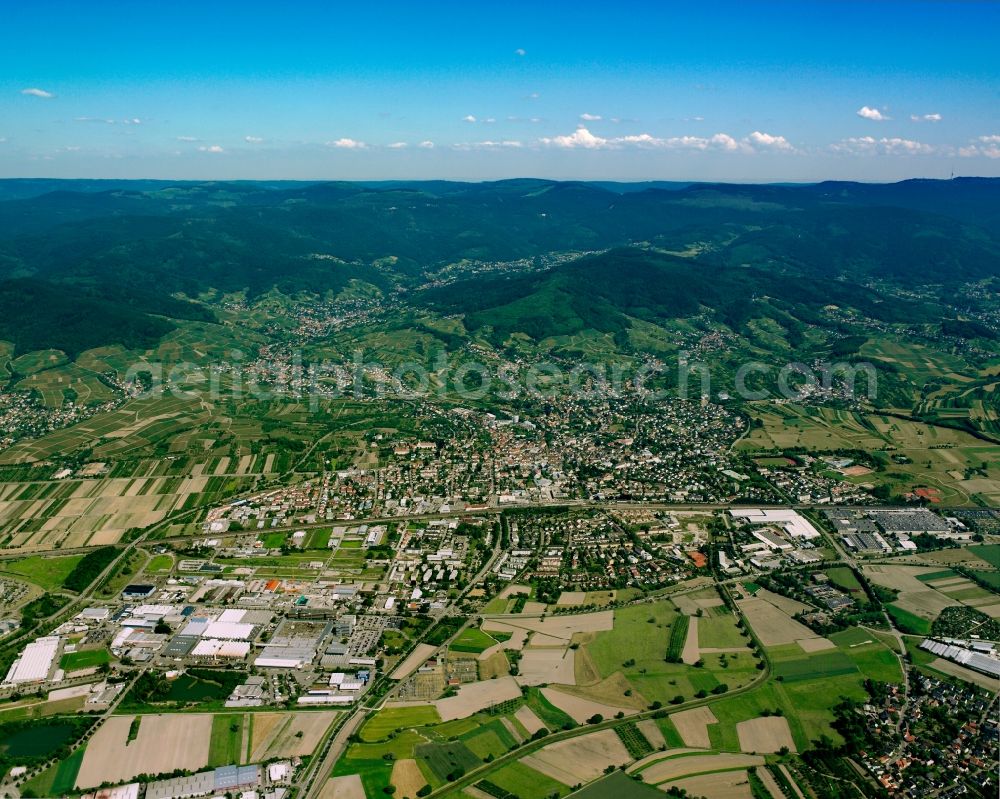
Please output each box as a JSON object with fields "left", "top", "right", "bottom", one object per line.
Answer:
{"left": 4, "top": 636, "right": 60, "bottom": 684}
{"left": 920, "top": 638, "right": 1000, "bottom": 678}
{"left": 297, "top": 694, "right": 355, "bottom": 705}
{"left": 81, "top": 783, "right": 140, "bottom": 799}
{"left": 730, "top": 508, "right": 820, "bottom": 539}
{"left": 202, "top": 621, "right": 255, "bottom": 640}
{"left": 191, "top": 639, "right": 251, "bottom": 658}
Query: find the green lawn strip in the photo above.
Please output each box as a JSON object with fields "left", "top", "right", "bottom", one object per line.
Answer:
{"left": 450, "top": 627, "right": 499, "bottom": 654}
{"left": 772, "top": 650, "right": 858, "bottom": 682}
{"left": 60, "top": 647, "right": 111, "bottom": 671}
{"left": 462, "top": 728, "right": 510, "bottom": 760}
{"left": 969, "top": 570, "right": 1000, "bottom": 590}
{"left": 914, "top": 569, "right": 958, "bottom": 583}
{"left": 886, "top": 603, "right": 932, "bottom": 635}
{"left": 569, "top": 770, "right": 663, "bottom": 799}
{"left": 697, "top": 616, "right": 750, "bottom": 649}
{"left": 306, "top": 528, "right": 332, "bottom": 549}
{"left": 523, "top": 687, "right": 576, "bottom": 731}
{"left": 482, "top": 596, "right": 509, "bottom": 614}
{"left": 486, "top": 761, "right": 570, "bottom": 798}
{"left": 147, "top": 554, "right": 174, "bottom": 572}
{"left": 653, "top": 716, "right": 686, "bottom": 748}
{"left": 0, "top": 553, "right": 84, "bottom": 590}
{"left": 332, "top": 756, "right": 394, "bottom": 797}
{"left": 260, "top": 532, "right": 287, "bottom": 548}
{"left": 588, "top": 601, "right": 678, "bottom": 678}
{"left": 50, "top": 745, "right": 86, "bottom": 794}
{"left": 24, "top": 746, "right": 86, "bottom": 796}
{"left": 969, "top": 544, "right": 1000, "bottom": 568}
{"left": 360, "top": 704, "right": 442, "bottom": 742}
{"left": 827, "top": 627, "right": 903, "bottom": 683}
{"left": 348, "top": 729, "right": 428, "bottom": 760}
{"left": 208, "top": 713, "right": 245, "bottom": 767}
{"left": 665, "top": 615, "right": 689, "bottom": 661}
{"left": 416, "top": 739, "right": 481, "bottom": 782}
{"left": 634, "top": 748, "right": 723, "bottom": 774}
{"left": 946, "top": 586, "right": 994, "bottom": 603}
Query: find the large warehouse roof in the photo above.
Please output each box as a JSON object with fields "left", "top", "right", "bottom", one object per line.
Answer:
{"left": 202, "top": 621, "right": 255, "bottom": 640}
{"left": 729, "top": 508, "right": 820, "bottom": 539}
{"left": 191, "top": 639, "right": 251, "bottom": 658}
{"left": 4, "top": 636, "right": 59, "bottom": 684}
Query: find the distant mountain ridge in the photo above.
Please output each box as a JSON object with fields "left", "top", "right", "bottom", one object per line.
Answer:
{"left": 0, "top": 176, "right": 997, "bottom": 357}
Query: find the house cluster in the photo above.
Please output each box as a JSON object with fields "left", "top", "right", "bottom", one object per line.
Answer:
{"left": 753, "top": 454, "right": 876, "bottom": 505}
{"left": 854, "top": 670, "right": 998, "bottom": 797}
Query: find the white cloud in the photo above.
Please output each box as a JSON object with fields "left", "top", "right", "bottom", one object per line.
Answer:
{"left": 541, "top": 126, "right": 609, "bottom": 149}
{"left": 123, "top": 118, "right": 142, "bottom": 125}
{"left": 418, "top": 140, "right": 435, "bottom": 149}
{"left": 876, "top": 137, "right": 933, "bottom": 154}
{"left": 453, "top": 140, "right": 523, "bottom": 151}
{"left": 327, "top": 138, "right": 366, "bottom": 149}
{"left": 710, "top": 133, "right": 741, "bottom": 151}
{"left": 74, "top": 116, "right": 115, "bottom": 124}
{"left": 514, "top": 48, "right": 526, "bottom": 56}
{"left": 832, "top": 136, "right": 933, "bottom": 155}
{"left": 580, "top": 113, "right": 602, "bottom": 121}
{"left": 484, "top": 117, "right": 496, "bottom": 123}
{"left": 747, "top": 131, "right": 793, "bottom": 151}
{"left": 387, "top": 141, "right": 408, "bottom": 149}
{"left": 462, "top": 115, "right": 477, "bottom": 123}
{"left": 198, "top": 145, "right": 225, "bottom": 153}
{"left": 617, "top": 133, "right": 661, "bottom": 146}
{"left": 958, "top": 134, "right": 1000, "bottom": 159}
{"left": 244, "top": 135, "right": 264, "bottom": 143}
{"left": 527, "top": 92, "right": 539, "bottom": 100}
{"left": 177, "top": 136, "right": 200, "bottom": 142}
{"left": 910, "top": 113, "right": 942, "bottom": 122}
{"left": 539, "top": 127, "right": 779, "bottom": 153}
{"left": 856, "top": 106, "right": 889, "bottom": 121}
{"left": 21, "top": 87, "right": 54, "bottom": 99}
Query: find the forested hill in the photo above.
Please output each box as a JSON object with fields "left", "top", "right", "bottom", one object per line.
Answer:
{"left": 0, "top": 176, "right": 998, "bottom": 357}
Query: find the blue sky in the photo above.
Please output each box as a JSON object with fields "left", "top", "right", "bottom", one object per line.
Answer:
{"left": 1, "top": 1, "right": 998, "bottom": 181}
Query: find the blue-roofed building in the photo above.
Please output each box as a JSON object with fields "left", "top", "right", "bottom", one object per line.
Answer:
{"left": 214, "top": 763, "right": 260, "bottom": 791}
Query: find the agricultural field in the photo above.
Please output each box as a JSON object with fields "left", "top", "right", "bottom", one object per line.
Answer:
{"left": 738, "top": 402, "right": 1000, "bottom": 505}
{"left": 75, "top": 714, "right": 213, "bottom": 788}
{"left": 576, "top": 599, "right": 758, "bottom": 708}
{"left": 570, "top": 770, "right": 663, "bottom": 799}
{"left": 519, "top": 729, "right": 631, "bottom": 785}
{"left": 333, "top": 701, "right": 531, "bottom": 797}
{"left": 861, "top": 563, "right": 1000, "bottom": 629}
{"left": 16, "top": 362, "right": 117, "bottom": 408}
{"left": 0, "top": 468, "right": 254, "bottom": 550}
{"left": 248, "top": 711, "right": 338, "bottom": 760}
{"left": 360, "top": 705, "right": 442, "bottom": 741}
{"left": 0, "top": 393, "right": 339, "bottom": 551}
